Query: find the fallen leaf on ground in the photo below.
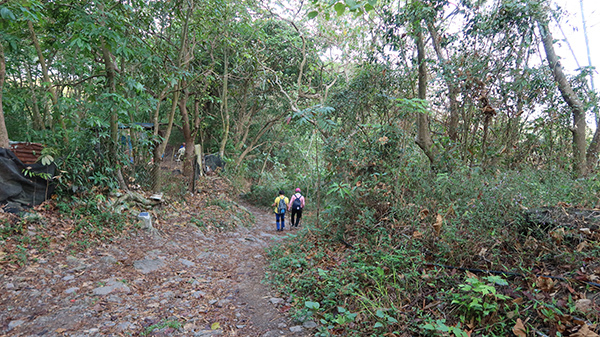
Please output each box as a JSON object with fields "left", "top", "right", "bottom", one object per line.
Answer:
{"left": 571, "top": 324, "right": 600, "bottom": 337}
{"left": 537, "top": 276, "right": 555, "bottom": 292}
{"left": 512, "top": 318, "right": 526, "bottom": 337}
{"left": 466, "top": 271, "right": 477, "bottom": 279}
{"left": 576, "top": 241, "right": 588, "bottom": 252}
{"left": 433, "top": 214, "right": 443, "bottom": 236}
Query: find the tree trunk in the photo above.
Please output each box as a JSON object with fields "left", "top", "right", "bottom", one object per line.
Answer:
{"left": 234, "top": 81, "right": 251, "bottom": 152}
{"left": 581, "top": 0, "right": 599, "bottom": 172}
{"left": 152, "top": 94, "right": 181, "bottom": 193}
{"left": 100, "top": 36, "right": 128, "bottom": 190}
{"left": 414, "top": 28, "right": 437, "bottom": 168}
{"left": 0, "top": 42, "right": 9, "bottom": 148}
{"left": 219, "top": 49, "right": 229, "bottom": 159}
{"left": 28, "top": 20, "right": 67, "bottom": 139}
{"left": 427, "top": 21, "right": 460, "bottom": 142}
{"left": 25, "top": 64, "right": 45, "bottom": 130}
{"left": 586, "top": 131, "right": 600, "bottom": 172}
{"left": 538, "top": 20, "right": 587, "bottom": 177}
{"left": 155, "top": 88, "right": 180, "bottom": 163}
{"left": 234, "top": 115, "right": 282, "bottom": 169}
{"left": 179, "top": 90, "right": 194, "bottom": 178}
{"left": 150, "top": 87, "right": 169, "bottom": 192}
{"left": 151, "top": 2, "right": 193, "bottom": 192}
{"left": 315, "top": 130, "right": 321, "bottom": 228}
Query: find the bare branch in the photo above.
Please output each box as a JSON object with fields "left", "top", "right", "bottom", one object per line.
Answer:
{"left": 56, "top": 74, "right": 105, "bottom": 88}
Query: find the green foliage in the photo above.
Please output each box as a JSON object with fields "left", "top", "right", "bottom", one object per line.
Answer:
{"left": 422, "top": 319, "right": 469, "bottom": 337}
{"left": 449, "top": 275, "right": 511, "bottom": 326}
{"left": 190, "top": 217, "right": 206, "bottom": 230}
{"left": 267, "top": 148, "right": 600, "bottom": 335}
{"left": 307, "top": 0, "right": 377, "bottom": 19}
{"left": 0, "top": 218, "right": 23, "bottom": 240}
{"left": 141, "top": 319, "right": 182, "bottom": 336}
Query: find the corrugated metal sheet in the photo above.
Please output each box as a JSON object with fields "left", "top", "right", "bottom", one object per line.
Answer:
{"left": 9, "top": 142, "right": 44, "bottom": 164}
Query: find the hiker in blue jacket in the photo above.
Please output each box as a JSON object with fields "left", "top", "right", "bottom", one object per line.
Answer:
{"left": 272, "top": 190, "right": 289, "bottom": 231}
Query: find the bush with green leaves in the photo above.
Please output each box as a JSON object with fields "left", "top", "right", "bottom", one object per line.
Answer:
{"left": 266, "top": 158, "right": 600, "bottom": 335}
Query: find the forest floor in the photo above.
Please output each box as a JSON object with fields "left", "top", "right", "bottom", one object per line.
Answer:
{"left": 0, "top": 178, "right": 311, "bottom": 337}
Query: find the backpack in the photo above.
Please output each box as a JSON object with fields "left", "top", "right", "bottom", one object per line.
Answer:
{"left": 278, "top": 197, "right": 286, "bottom": 214}
{"left": 292, "top": 194, "right": 303, "bottom": 210}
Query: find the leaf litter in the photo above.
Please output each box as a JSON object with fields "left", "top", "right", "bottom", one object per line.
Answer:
{"left": 0, "top": 177, "right": 309, "bottom": 336}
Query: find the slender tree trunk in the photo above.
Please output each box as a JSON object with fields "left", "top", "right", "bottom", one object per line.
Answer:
{"left": 234, "top": 81, "right": 251, "bottom": 152}
{"left": 236, "top": 106, "right": 255, "bottom": 152}
{"left": 580, "top": 0, "right": 594, "bottom": 91}
{"left": 25, "top": 64, "right": 45, "bottom": 130}
{"left": 0, "top": 42, "right": 9, "bottom": 148}
{"left": 414, "top": 28, "right": 437, "bottom": 168}
{"left": 538, "top": 20, "right": 587, "bottom": 177}
{"left": 219, "top": 49, "right": 229, "bottom": 159}
{"left": 315, "top": 131, "right": 321, "bottom": 228}
{"left": 179, "top": 90, "right": 194, "bottom": 178}
{"left": 150, "top": 87, "right": 168, "bottom": 192}
{"left": 586, "top": 127, "right": 600, "bottom": 172}
{"left": 427, "top": 21, "right": 460, "bottom": 142}
{"left": 128, "top": 107, "right": 138, "bottom": 165}
{"left": 579, "top": 0, "right": 599, "bottom": 171}
{"left": 28, "top": 20, "right": 67, "bottom": 139}
{"left": 100, "top": 36, "right": 128, "bottom": 190}
{"left": 234, "top": 116, "right": 282, "bottom": 169}
{"left": 151, "top": 2, "right": 193, "bottom": 192}
{"left": 156, "top": 88, "right": 181, "bottom": 161}
{"left": 257, "top": 144, "right": 274, "bottom": 186}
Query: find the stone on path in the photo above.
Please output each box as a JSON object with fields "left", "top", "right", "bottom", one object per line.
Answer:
{"left": 65, "top": 287, "right": 79, "bottom": 294}
{"left": 100, "top": 255, "right": 118, "bottom": 265}
{"left": 289, "top": 325, "right": 304, "bottom": 333}
{"left": 92, "top": 278, "right": 131, "bottom": 295}
{"left": 575, "top": 299, "right": 593, "bottom": 313}
{"left": 303, "top": 320, "right": 317, "bottom": 328}
{"left": 8, "top": 320, "right": 25, "bottom": 331}
{"left": 216, "top": 299, "right": 231, "bottom": 307}
{"left": 133, "top": 258, "right": 166, "bottom": 274}
{"left": 179, "top": 258, "right": 196, "bottom": 267}
{"left": 269, "top": 297, "right": 284, "bottom": 305}
{"left": 116, "top": 322, "right": 135, "bottom": 331}
{"left": 261, "top": 331, "right": 282, "bottom": 337}
{"left": 192, "top": 290, "right": 206, "bottom": 298}
{"left": 66, "top": 256, "right": 81, "bottom": 265}
{"left": 194, "top": 330, "right": 223, "bottom": 336}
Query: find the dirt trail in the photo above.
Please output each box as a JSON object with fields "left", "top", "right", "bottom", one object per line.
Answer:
{"left": 0, "top": 202, "right": 311, "bottom": 336}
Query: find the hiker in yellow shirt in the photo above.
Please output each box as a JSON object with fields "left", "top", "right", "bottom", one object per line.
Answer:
{"left": 272, "top": 190, "right": 289, "bottom": 231}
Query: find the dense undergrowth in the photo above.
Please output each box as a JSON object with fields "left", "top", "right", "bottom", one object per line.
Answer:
{"left": 265, "top": 166, "right": 600, "bottom": 336}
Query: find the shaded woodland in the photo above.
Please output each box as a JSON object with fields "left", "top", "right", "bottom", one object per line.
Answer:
{"left": 1, "top": 0, "right": 599, "bottom": 336}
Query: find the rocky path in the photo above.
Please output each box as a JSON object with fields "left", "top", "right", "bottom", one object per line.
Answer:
{"left": 0, "top": 203, "right": 312, "bottom": 336}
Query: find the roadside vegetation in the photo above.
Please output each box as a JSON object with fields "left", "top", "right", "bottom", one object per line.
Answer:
{"left": 265, "top": 165, "right": 600, "bottom": 336}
